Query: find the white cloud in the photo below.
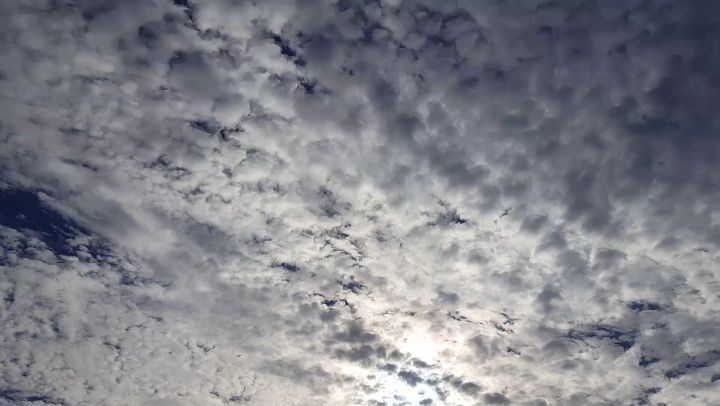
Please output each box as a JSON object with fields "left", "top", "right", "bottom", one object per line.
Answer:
{"left": 0, "top": 0, "right": 719, "bottom": 405}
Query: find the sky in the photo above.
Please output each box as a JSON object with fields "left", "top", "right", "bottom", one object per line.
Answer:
{"left": 0, "top": 0, "right": 719, "bottom": 405}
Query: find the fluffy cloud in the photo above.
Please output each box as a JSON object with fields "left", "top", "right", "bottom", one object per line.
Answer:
{"left": 0, "top": 0, "right": 718, "bottom": 405}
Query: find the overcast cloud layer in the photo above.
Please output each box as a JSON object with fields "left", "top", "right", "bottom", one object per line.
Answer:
{"left": 1, "top": 0, "right": 719, "bottom": 405}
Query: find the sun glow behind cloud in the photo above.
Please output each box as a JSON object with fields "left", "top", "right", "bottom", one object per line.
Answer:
{"left": 400, "top": 331, "right": 441, "bottom": 365}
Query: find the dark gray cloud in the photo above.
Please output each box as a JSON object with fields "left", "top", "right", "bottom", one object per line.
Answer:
{"left": 1, "top": 0, "right": 719, "bottom": 405}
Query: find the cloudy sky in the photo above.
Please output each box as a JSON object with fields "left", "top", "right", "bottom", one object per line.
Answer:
{"left": 1, "top": 0, "right": 719, "bottom": 405}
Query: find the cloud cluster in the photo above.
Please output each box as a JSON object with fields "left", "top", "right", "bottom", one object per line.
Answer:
{"left": 1, "top": 0, "right": 719, "bottom": 404}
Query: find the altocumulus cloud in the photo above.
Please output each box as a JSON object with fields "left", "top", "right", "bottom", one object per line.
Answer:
{"left": 0, "top": 0, "right": 719, "bottom": 405}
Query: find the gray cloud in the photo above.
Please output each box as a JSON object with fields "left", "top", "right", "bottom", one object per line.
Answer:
{"left": 1, "top": 0, "right": 719, "bottom": 405}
